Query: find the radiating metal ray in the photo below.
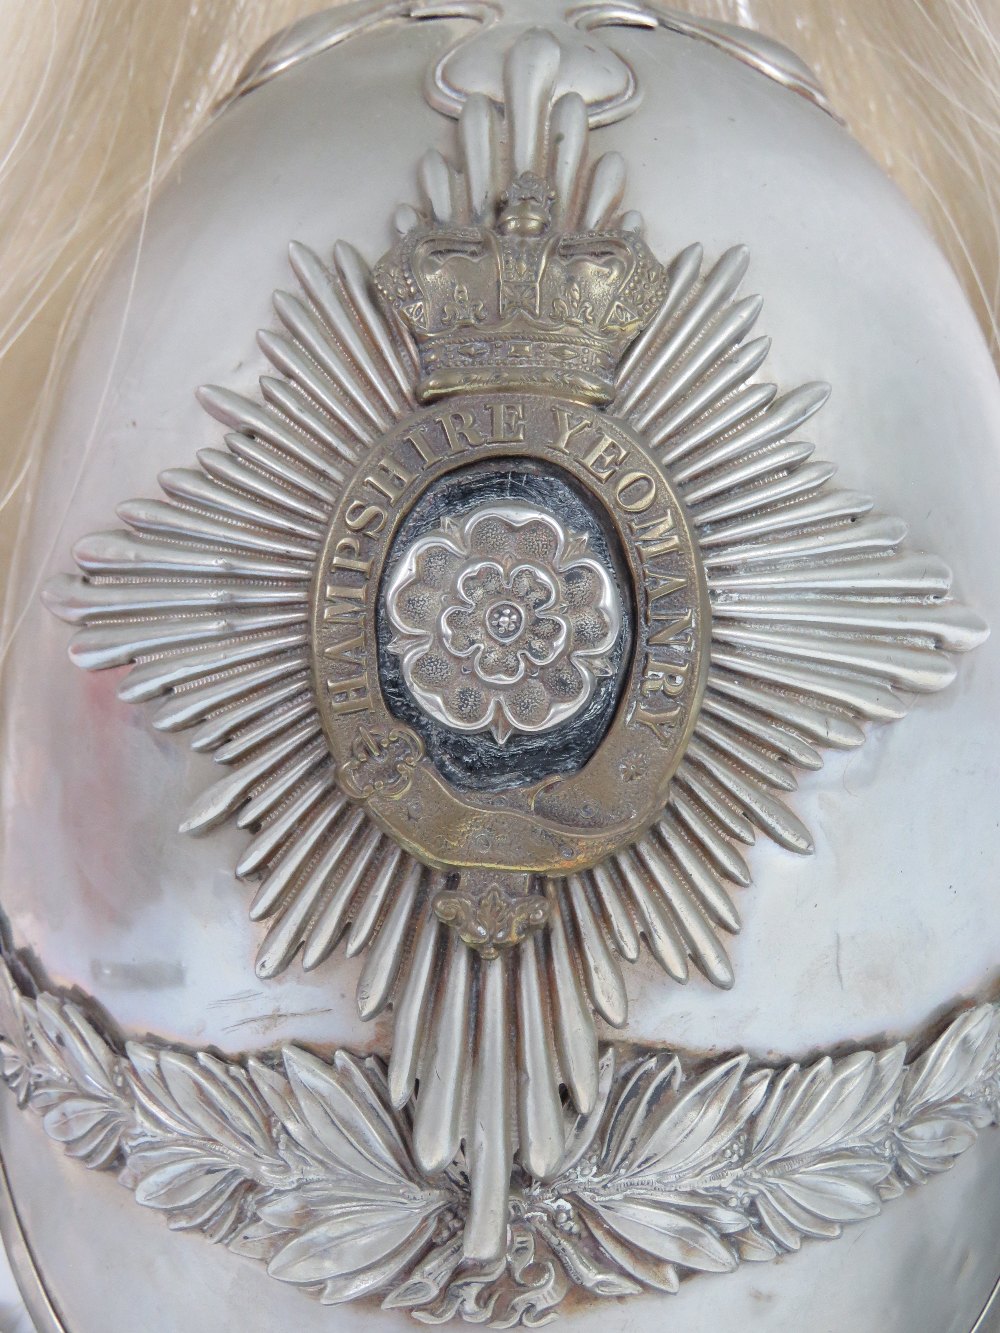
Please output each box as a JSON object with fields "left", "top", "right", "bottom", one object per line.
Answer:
{"left": 257, "top": 378, "right": 362, "bottom": 467}
{"left": 223, "top": 431, "right": 340, "bottom": 504}
{"left": 301, "top": 822, "right": 386, "bottom": 969}
{"left": 648, "top": 343, "right": 773, "bottom": 452}
{"left": 180, "top": 720, "right": 323, "bottom": 836}
{"left": 631, "top": 295, "right": 764, "bottom": 432}
{"left": 672, "top": 382, "right": 830, "bottom": 484}
{"left": 412, "top": 934, "right": 471, "bottom": 1174}
{"left": 157, "top": 467, "right": 326, "bottom": 538}
{"left": 545, "top": 884, "right": 599, "bottom": 1113}
{"left": 152, "top": 654, "right": 310, "bottom": 732}
{"left": 120, "top": 629, "right": 308, "bottom": 705}
{"left": 615, "top": 849, "right": 690, "bottom": 982}
{"left": 516, "top": 934, "right": 565, "bottom": 1178}
{"left": 697, "top": 488, "right": 873, "bottom": 550}
{"left": 586, "top": 864, "right": 641, "bottom": 962}
{"left": 694, "top": 717, "right": 799, "bottom": 792}
{"left": 198, "top": 382, "right": 350, "bottom": 482}
{"left": 346, "top": 842, "right": 407, "bottom": 959}
{"left": 356, "top": 859, "right": 423, "bottom": 1018}
{"left": 235, "top": 773, "right": 337, "bottom": 879}
{"left": 465, "top": 954, "right": 514, "bottom": 1261}
{"left": 66, "top": 609, "right": 306, "bottom": 672}
{"left": 190, "top": 676, "right": 312, "bottom": 754}
{"left": 565, "top": 874, "right": 628, "bottom": 1027}
{"left": 616, "top": 245, "right": 750, "bottom": 415}
{"left": 388, "top": 905, "right": 443, "bottom": 1110}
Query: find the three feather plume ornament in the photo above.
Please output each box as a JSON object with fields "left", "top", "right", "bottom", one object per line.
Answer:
{"left": 40, "top": 26, "right": 988, "bottom": 1270}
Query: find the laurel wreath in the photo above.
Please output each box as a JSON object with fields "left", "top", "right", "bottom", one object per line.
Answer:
{"left": 1, "top": 955, "right": 998, "bottom": 1325}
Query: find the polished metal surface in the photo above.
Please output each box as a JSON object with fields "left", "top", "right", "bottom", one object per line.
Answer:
{"left": 383, "top": 503, "right": 624, "bottom": 740}
{"left": 0, "top": 1146, "right": 66, "bottom": 1333}
{"left": 222, "top": 2, "right": 839, "bottom": 122}
{"left": 4, "top": 955, "right": 1000, "bottom": 1322}
{"left": 1, "top": 2, "right": 999, "bottom": 1329}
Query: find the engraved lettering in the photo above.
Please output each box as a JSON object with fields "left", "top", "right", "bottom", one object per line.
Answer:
{"left": 330, "top": 537, "right": 372, "bottom": 576}
{"left": 323, "top": 583, "right": 367, "bottom": 623}
{"left": 490, "top": 401, "right": 526, "bottom": 443}
{"left": 550, "top": 404, "right": 591, "bottom": 452}
{"left": 326, "top": 677, "right": 371, "bottom": 715}
{"left": 631, "top": 510, "right": 680, "bottom": 557}
{"left": 647, "top": 572, "right": 689, "bottom": 603}
{"left": 345, "top": 500, "right": 387, "bottom": 537}
{"left": 648, "top": 609, "right": 694, "bottom": 647}
{"left": 583, "top": 434, "right": 629, "bottom": 481}
{"left": 365, "top": 459, "right": 413, "bottom": 504}
{"left": 401, "top": 424, "right": 439, "bottom": 464}
{"left": 633, "top": 702, "right": 683, "bottom": 745}
{"left": 323, "top": 633, "right": 366, "bottom": 669}
{"left": 640, "top": 658, "right": 690, "bottom": 700}
{"left": 615, "top": 470, "right": 657, "bottom": 513}
{"left": 437, "top": 409, "right": 485, "bottom": 452}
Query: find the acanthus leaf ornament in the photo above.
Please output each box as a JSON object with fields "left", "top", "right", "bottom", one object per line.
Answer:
{"left": 38, "top": 13, "right": 991, "bottom": 1300}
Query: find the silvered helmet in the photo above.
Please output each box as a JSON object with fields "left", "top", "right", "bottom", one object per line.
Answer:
{"left": 2, "top": 4, "right": 999, "bottom": 1331}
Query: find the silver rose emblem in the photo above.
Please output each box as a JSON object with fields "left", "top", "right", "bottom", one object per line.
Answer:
{"left": 385, "top": 504, "right": 622, "bottom": 743}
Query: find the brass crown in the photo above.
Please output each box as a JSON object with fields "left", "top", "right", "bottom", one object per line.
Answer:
{"left": 373, "top": 173, "right": 669, "bottom": 405}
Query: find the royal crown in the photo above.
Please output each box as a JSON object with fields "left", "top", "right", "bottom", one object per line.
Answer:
{"left": 373, "top": 173, "right": 669, "bottom": 404}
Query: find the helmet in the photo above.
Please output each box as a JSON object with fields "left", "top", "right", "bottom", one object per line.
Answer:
{"left": 2, "top": 4, "right": 999, "bottom": 1330}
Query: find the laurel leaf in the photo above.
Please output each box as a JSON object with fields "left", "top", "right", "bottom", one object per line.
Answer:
{"left": 282, "top": 1047, "right": 417, "bottom": 1186}
{"left": 796, "top": 1152, "right": 893, "bottom": 1185}
{"left": 319, "top": 1216, "right": 441, "bottom": 1304}
{"left": 773, "top": 1172, "right": 882, "bottom": 1223}
{"left": 601, "top": 1054, "right": 681, "bottom": 1172}
{"left": 130, "top": 1143, "right": 246, "bottom": 1212}
{"left": 902, "top": 1007, "right": 999, "bottom": 1117}
{"left": 753, "top": 1183, "right": 841, "bottom": 1243}
{"left": 0, "top": 966, "right": 33, "bottom": 1105}
{"left": 583, "top": 1210, "right": 681, "bottom": 1292}
{"left": 332, "top": 1051, "right": 415, "bottom": 1177}
{"left": 267, "top": 1201, "right": 436, "bottom": 1285}
{"left": 764, "top": 1052, "right": 877, "bottom": 1160}
{"left": 42, "top": 1096, "right": 119, "bottom": 1145}
{"left": 586, "top": 1197, "right": 737, "bottom": 1272}
{"left": 753, "top": 1192, "right": 803, "bottom": 1252}
{"left": 556, "top": 1046, "right": 617, "bottom": 1176}
{"left": 258, "top": 1182, "right": 398, "bottom": 1230}
{"left": 896, "top": 1116, "right": 979, "bottom": 1167}
{"left": 734, "top": 1226, "right": 781, "bottom": 1262}
{"left": 632, "top": 1056, "right": 768, "bottom": 1175}
{"left": 158, "top": 1051, "right": 274, "bottom": 1158}
{"left": 35, "top": 996, "right": 117, "bottom": 1099}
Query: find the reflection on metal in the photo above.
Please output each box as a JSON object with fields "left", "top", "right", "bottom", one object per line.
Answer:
{"left": 972, "top": 1271, "right": 1000, "bottom": 1333}
{"left": 0, "top": 1139, "right": 67, "bottom": 1333}
{"left": 219, "top": 1, "right": 839, "bottom": 123}
{"left": 642, "top": 4, "right": 839, "bottom": 119}
{"left": 41, "top": 24, "right": 988, "bottom": 1276}
{"left": 384, "top": 505, "right": 623, "bottom": 742}
{"left": 2, "top": 956, "right": 999, "bottom": 1321}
